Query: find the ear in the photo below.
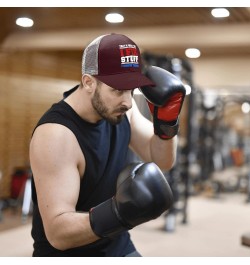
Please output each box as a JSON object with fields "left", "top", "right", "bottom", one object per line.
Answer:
{"left": 82, "top": 74, "right": 97, "bottom": 93}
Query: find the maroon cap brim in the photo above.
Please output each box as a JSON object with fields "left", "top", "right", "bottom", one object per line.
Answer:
{"left": 95, "top": 72, "right": 155, "bottom": 90}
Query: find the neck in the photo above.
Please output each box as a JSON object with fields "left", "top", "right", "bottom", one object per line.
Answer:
{"left": 64, "top": 86, "right": 102, "bottom": 124}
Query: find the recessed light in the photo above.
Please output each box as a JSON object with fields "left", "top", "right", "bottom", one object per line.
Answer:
{"left": 242, "top": 102, "right": 250, "bottom": 114}
{"left": 211, "top": 8, "right": 230, "bottom": 18}
{"left": 185, "top": 48, "right": 201, "bottom": 59}
{"left": 184, "top": 84, "right": 192, "bottom": 95}
{"left": 133, "top": 88, "right": 142, "bottom": 95}
{"left": 16, "top": 17, "right": 34, "bottom": 27}
{"left": 105, "top": 13, "right": 124, "bottom": 23}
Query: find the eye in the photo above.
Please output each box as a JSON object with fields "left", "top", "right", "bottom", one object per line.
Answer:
{"left": 111, "top": 88, "right": 123, "bottom": 95}
{"left": 111, "top": 88, "right": 134, "bottom": 97}
{"left": 117, "top": 90, "right": 124, "bottom": 95}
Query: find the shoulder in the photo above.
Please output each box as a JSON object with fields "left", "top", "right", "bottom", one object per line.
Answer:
{"left": 30, "top": 123, "right": 82, "bottom": 164}
{"left": 32, "top": 123, "right": 76, "bottom": 144}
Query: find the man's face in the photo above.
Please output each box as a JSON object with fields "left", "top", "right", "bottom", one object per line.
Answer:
{"left": 91, "top": 82, "right": 133, "bottom": 125}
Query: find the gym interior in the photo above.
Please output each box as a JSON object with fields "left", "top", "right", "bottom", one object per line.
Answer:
{"left": 0, "top": 7, "right": 250, "bottom": 257}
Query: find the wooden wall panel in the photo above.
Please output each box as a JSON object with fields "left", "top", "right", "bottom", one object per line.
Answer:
{"left": 0, "top": 51, "right": 78, "bottom": 198}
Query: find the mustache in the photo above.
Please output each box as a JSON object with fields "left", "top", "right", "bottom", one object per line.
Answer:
{"left": 115, "top": 106, "right": 130, "bottom": 113}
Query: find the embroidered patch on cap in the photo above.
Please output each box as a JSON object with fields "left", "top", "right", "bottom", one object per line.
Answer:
{"left": 119, "top": 44, "right": 139, "bottom": 68}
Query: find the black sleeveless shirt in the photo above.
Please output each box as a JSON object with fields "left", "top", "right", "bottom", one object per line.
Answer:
{"left": 31, "top": 85, "right": 136, "bottom": 256}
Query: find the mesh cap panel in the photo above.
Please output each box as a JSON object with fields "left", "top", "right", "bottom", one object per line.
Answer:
{"left": 82, "top": 35, "right": 106, "bottom": 75}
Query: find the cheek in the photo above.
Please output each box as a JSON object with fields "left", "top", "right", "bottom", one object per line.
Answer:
{"left": 96, "top": 91, "right": 111, "bottom": 106}
{"left": 104, "top": 94, "right": 120, "bottom": 106}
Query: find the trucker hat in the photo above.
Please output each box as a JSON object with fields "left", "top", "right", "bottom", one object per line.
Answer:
{"left": 82, "top": 33, "right": 155, "bottom": 90}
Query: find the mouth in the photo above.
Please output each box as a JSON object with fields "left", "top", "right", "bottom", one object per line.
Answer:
{"left": 118, "top": 106, "right": 129, "bottom": 112}
{"left": 114, "top": 108, "right": 128, "bottom": 116}
{"left": 115, "top": 112, "right": 126, "bottom": 117}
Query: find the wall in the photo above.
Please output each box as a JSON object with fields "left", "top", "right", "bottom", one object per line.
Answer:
{"left": 192, "top": 55, "right": 250, "bottom": 90}
{"left": 0, "top": 51, "right": 249, "bottom": 197}
{"left": 191, "top": 55, "right": 250, "bottom": 135}
{"left": 0, "top": 51, "right": 79, "bottom": 198}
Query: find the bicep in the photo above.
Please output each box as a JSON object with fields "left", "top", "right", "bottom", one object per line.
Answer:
{"left": 30, "top": 124, "right": 84, "bottom": 231}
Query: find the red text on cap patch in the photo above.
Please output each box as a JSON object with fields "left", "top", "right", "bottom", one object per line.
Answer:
{"left": 119, "top": 44, "right": 139, "bottom": 68}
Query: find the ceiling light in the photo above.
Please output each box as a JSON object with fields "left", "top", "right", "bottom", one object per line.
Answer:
{"left": 133, "top": 88, "right": 142, "bottom": 95}
{"left": 16, "top": 17, "right": 34, "bottom": 27}
{"left": 185, "top": 48, "right": 201, "bottom": 59}
{"left": 242, "top": 102, "right": 250, "bottom": 114}
{"left": 211, "top": 8, "right": 230, "bottom": 18}
{"left": 184, "top": 84, "right": 192, "bottom": 95}
{"left": 105, "top": 13, "right": 124, "bottom": 23}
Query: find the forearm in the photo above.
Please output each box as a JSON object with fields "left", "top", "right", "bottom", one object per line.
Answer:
{"left": 139, "top": 65, "right": 185, "bottom": 171}
{"left": 150, "top": 135, "right": 177, "bottom": 171}
{"left": 45, "top": 211, "right": 99, "bottom": 251}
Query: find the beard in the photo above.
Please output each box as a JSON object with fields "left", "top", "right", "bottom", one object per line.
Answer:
{"left": 91, "top": 87, "right": 129, "bottom": 125}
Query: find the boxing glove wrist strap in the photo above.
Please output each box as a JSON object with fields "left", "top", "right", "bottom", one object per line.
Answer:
{"left": 153, "top": 118, "right": 179, "bottom": 139}
{"left": 89, "top": 198, "right": 128, "bottom": 238}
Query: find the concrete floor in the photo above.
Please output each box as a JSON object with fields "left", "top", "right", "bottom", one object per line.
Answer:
{"left": 0, "top": 193, "right": 249, "bottom": 257}
{"left": 131, "top": 193, "right": 250, "bottom": 257}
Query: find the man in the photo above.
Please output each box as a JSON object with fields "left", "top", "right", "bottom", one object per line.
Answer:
{"left": 29, "top": 33, "right": 186, "bottom": 256}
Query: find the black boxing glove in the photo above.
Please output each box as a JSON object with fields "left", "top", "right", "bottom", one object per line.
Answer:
{"left": 89, "top": 162, "right": 173, "bottom": 238}
{"left": 140, "top": 66, "right": 186, "bottom": 139}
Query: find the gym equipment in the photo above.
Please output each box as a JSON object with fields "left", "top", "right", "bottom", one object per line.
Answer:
{"left": 137, "top": 52, "right": 250, "bottom": 232}
{"left": 21, "top": 175, "right": 32, "bottom": 222}
{"left": 241, "top": 232, "right": 250, "bottom": 247}
{"left": 0, "top": 167, "right": 33, "bottom": 223}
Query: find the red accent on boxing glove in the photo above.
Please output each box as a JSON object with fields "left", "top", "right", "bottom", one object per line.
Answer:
{"left": 148, "top": 92, "right": 184, "bottom": 122}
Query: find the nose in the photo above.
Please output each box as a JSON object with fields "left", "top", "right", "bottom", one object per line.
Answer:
{"left": 121, "top": 90, "right": 133, "bottom": 110}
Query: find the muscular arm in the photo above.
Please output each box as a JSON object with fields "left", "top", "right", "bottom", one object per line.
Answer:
{"left": 29, "top": 124, "right": 99, "bottom": 251}
{"left": 128, "top": 98, "right": 177, "bottom": 171}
